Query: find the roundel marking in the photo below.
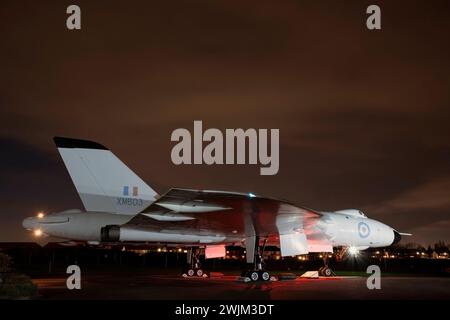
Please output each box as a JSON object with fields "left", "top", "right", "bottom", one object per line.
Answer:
{"left": 358, "top": 222, "right": 370, "bottom": 238}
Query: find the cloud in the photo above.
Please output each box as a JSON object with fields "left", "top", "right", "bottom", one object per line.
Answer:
{"left": 362, "top": 176, "right": 450, "bottom": 244}
{"left": 408, "top": 219, "right": 450, "bottom": 245}
{"left": 0, "top": 1, "right": 449, "bottom": 244}
{"left": 372, "top": 176, "right": 450, "bottom": 213}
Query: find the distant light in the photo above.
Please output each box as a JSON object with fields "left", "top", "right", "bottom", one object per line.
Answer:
{"left": 248, "top": 193, "right": 256, "bottom": 198}
{"left": 34, "top": 229, "right": 42, "bottom": 237}
{"left": 37, "top": 212, "right": 44, "bottom": 219}
{"left": 178, "top": 248, "right": 182, "bottom": 252}
{"left": 183, "top": 250, "right": 188, "bottom": 253}
{"left": 348, "top": 246, "right": 359, "bottom": 256}
{"left": 157, "top": 248, "right": 161, "bottom": 252}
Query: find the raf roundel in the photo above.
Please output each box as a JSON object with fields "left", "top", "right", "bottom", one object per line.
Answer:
{"left": 358, "top": 222, "right": 370, "bottom": 238}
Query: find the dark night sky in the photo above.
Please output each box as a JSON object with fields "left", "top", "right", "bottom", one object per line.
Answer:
{"left": 1, "top": 1, "right": 449, "bottom": 245}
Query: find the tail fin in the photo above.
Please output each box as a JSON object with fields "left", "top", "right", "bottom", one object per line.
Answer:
{"left": 54, "top": 137, "right": 158, "bottom": 214}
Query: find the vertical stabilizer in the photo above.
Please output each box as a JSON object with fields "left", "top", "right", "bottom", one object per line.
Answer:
{"left": 53, "top": 137, "right": 158, "bottom": 214}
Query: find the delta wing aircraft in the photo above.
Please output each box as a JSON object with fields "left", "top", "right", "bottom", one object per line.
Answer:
{"left": 23, "top": 137, "right": 409, "bottom": 281}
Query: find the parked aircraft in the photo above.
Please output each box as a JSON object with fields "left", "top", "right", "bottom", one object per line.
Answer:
{"left": 23, "top": 137, "right": 409, "bottom": 280}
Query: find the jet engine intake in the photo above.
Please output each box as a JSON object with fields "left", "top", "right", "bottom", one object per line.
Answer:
{"left": 101, "top": 225, "right": 120, "bottom": 242}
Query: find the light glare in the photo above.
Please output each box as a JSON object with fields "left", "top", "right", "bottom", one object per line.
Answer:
{"left": 348, "top": 246, "right": 359, "bottom": 255}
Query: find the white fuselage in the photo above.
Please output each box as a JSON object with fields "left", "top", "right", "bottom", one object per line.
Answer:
{"left": 318, "top": 212, "right": 395, "bottom": 248}
{"left": 22, "top": 209, "right": 397, "bottom": 249}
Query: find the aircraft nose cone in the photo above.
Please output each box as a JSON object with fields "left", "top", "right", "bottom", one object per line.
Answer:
{"left": 392, "top": 230, "right": 402, "bottom": 245}
{"left": 22, "top": 217, "right": 37, "bottom": 230}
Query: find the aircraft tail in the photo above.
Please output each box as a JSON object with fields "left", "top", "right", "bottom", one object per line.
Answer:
{"left": 54, "top": 137, "right": 158, "bottom": 214}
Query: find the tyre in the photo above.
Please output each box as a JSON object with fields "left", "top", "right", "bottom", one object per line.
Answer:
{"left": 323, "top": 267, "right": 333, "bottom": 277}
{"left": 187, "top": 269, "right": 195, "bottom": 277}
{"left": 250, "top": 271, "right": 259, "bottom": 281}
{"left": 196, "top": 269, "right": 204, "bottom": 277}
{"left": 261, "top": 271, "right": 270, "bottom": 281}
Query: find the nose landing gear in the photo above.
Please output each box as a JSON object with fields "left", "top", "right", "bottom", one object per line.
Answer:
{"left": 318, "top": 265, "right": 334, "bottom": 277}
{"left": 318, "top": 251, "right": 340, "bottom": 277}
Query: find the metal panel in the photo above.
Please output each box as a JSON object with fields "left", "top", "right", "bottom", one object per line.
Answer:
{"left": 279, "top": 232, "right": 308, "bottom": 256}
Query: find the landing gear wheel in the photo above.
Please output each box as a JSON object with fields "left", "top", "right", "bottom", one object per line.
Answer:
{"left": 323, "top": 267, "right": 333, "bottom": 277}
{"left": 250, "top": 271, "right": 259, "bottom": 281}
{"left": 183, "top": 247, "right": 209, "bottom": 278}
{"left": 261, "top": 271, "right": 270, "bottom": 281}
{"left": 319, "top": 252, "right": 335, "bottom": 277}
{"left": 241, "top": 236, "right": 273, "bottom": 282}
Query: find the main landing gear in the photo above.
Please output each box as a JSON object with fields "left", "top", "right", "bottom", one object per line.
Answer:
{"left": 182, "top": 248, "right": 208, "bottom": 278}
{"left": 241, "top": 236, "right": 272, "bottom": 282}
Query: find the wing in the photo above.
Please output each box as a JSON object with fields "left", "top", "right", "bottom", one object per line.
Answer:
{"left": 122, "top": 188, "right": 331, "bottom": 257}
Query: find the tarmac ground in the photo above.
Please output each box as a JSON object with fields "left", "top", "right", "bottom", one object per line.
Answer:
{"left": 31, "top": 269, "right": 450, "bottom": 300}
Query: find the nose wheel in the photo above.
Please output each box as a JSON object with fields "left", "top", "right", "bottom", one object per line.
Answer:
{"left": 319, "top": 266, "right": 334, "bottom": 277}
